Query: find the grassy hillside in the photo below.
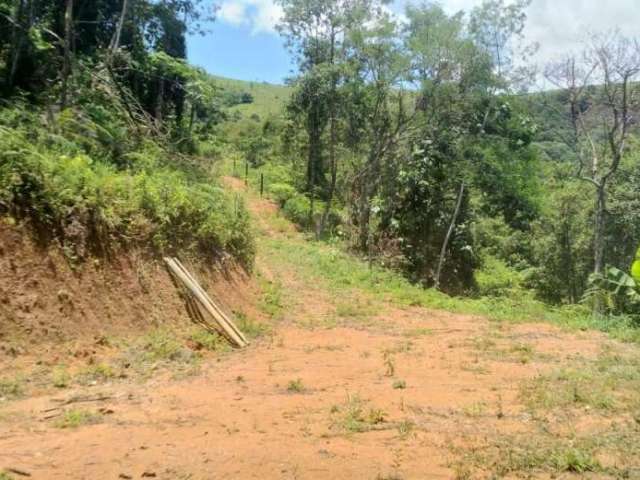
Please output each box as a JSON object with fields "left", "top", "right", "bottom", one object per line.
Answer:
{"left": 213, "top": 76, "right": 292, "bottom": 118}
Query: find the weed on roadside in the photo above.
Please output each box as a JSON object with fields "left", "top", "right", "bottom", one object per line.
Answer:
{"left": 52, "top": 366, "right": 71, "bottom": 388}
{"left": 462, "top": 402, "right": 486, "bottom": 418}
{"left": 235, "top": 312, "right": 271, "bottom": 339}
{"left": 54, "top": 409, "right": 103, "bottom": 429}
{"left": 522, "top": 352, "right": 640, "bottom": 413}
{"left": 331, "top": 395, "right": 389, "bottom": 433}
{"left": 189, "top": 329, "right": 231, "bottom": 352}
{"left": 0, "top": 376, "right": 23, "bottom": 399}
{"left": 76, "top": 363, "right": 117, "bottom": 385}
{"left": 396, "top": 419, "right": 415, "bottom": 438}
{"left": 392, "top": 380, "right": 407, "bottom": 390}
{"left": 258, "top": 276, "right": 285, "bottom": 318}
{"left": 287, "top": 378, "right": 305, "bottom": 393}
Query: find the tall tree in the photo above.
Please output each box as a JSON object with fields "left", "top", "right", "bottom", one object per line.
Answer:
{"left": 545, "top": 32, "right": 640, "bottom": 313}
{"left": 277, "top": 0, "right": 373, "bottom": 235}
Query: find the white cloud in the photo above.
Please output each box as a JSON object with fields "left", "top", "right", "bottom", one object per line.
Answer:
{"left": 523, "top": 0, "right": 639, "bottom": 64}
{"left": 437, "top": 0, "right": 639, "bottom": 65}
{"left": 218, "top": 0, "right": 640, "bottom": 55}
{"left": 218, "top": 0, "right": 283, "bottom": 34}
{"left": 219, "top": 1, "right": 248, "bottom": 26}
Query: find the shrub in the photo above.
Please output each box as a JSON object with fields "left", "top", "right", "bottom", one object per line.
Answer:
{"left": 0, "top": 110, "right": 255, "bottom": 267}
{"left": 269, "top": 183, "right": 296, "bottom": 207}
{"left": 283, "top": 194, "right": 312, "bottom": 227}
{"left": 475, "top": 255, "right": 526, "bottom": 297}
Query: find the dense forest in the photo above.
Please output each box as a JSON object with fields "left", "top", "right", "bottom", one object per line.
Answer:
{"left": 0, "top": 0, "right": 639, "bottom": 323}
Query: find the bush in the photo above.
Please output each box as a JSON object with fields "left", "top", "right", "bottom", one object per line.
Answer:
{"left": 269, "top": 183, "right": 296, "bottom": 207}
{"left": 475, "top": 255, "right": 526, "bottom": 297}
{"left": 0, "top": 109, "right": 255, "bottom": 267}
{"left": 283, "top": 194, "right": 311, "bottom": 227}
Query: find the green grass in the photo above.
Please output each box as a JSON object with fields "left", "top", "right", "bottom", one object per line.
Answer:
{"left": 213, "top": 76, "right": 290, "bottom": 118}
{"left": 52, "top": 366, "right": 71, "bottom": 388}
{"left": 331, "top": 395, "right": 388, "bottom": 433}
{"left": 141, "top": 329, "right": 190, "bottom": 362}
{"left": 392, "top": 379, "right": 407, "bottom": 390}
{"left": 522, "top": 351, "right": 640, "bottom": 413}
{"left": 286, "top": 378, "right": 305, "bottom": 393}
{"left": 118, "top": 328, "right": 200, "bottom": 378}
{"left": 257, "top": 275, "right": 286, "bottom": 319}
{"left": 396, "top": 419, "right": 415, "bottom": 438}
{"left": 0, "top": 376, "right": 23, "bottom": 399}
{"left": 457, "top": 438, "right": 601, "bottom": 476}
{"left": 75, "top": 363, "right": 117, "bottom": 385}
{"left": 189, "top": 328, "right": 232, "bottom": 352}
{"left": 54, "top": 409, "right": 103, "bottom": 429}
{"left": 258, "top": 228, "right": 640, "bottom": 342}
{"left": 235, "top": 311, "right": 272, "bottom": 339}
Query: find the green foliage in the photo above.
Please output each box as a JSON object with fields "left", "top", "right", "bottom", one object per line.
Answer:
{"left": 0, "top": 108, "right": 255, "bottom": 266}
{"left": 551, "top": 448, "right": 600, "bottom": 473}
{"left": 189, "top": 329, "right": 231, "bottom": 352}
{"left": 54, "top": 409, "right": 103, "bottom": 429}
{"left": 286, "top": 378, "right": 305, "bottom": 392}
{"left": 0, "top": 376, "right": 23, "bottom": 399}
{"left": 282, "top": 194, "right": 312, "bottom": 227}
{"left": 52, "top": 367, "right": 71, "bottom": 388}
{"left": 392, "top": 379, "right": 406, "bottom": 389}
{"left": 475, "top": 255, "right": 525, "bottom": 297}
{"left": 631, "top": 243, "right": 640, "bottom": 284}
{"left": 527, "top": 180, "right": 593, "bottom": 304}
{"left": 263, "top": 229, "right": 640, "bottom": 342}
{"left": 212, "top": 76, "right": 291, "bottom": 118}
{"left": 584, "top": 266, "right": 640, "bottom": 316}
{"left": 269, "top": 183, "right": 297, "bottom": 207}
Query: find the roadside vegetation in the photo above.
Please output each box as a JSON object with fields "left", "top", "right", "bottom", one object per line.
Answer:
{"left": 0, "top": 0, "right": 255, "bottom": 267}
{"left": 223, "top": 0, "right": 640, "bottom": 341}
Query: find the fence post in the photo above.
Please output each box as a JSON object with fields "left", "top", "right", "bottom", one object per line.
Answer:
{"left": 245, "top": 161, "right": 249, "bottom": 187}
{"left": 260, "top": 173, "right": 264, "bottom": 197}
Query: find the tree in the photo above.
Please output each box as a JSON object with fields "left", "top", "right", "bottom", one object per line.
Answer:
{"left": 545, "top": 32, "right": 640, "bottom": 313}
{"left": 277, "top": 0, "right": 375, "bottom": 236}
{"left": 344, "top": 9, "right": 411, "bottom": 252}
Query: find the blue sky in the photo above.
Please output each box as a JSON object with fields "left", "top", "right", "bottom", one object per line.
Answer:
{"left": 187, "top": 0, "right": 640, "bottom": 85}
{"left": 187, "top": 22, "right": 293, "bottom": 84}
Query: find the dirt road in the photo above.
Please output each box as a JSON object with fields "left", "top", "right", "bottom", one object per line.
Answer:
{"left": 1, "top": 178, "right": 637, "bottom": 479}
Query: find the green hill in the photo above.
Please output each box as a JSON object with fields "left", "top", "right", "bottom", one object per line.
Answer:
{"left": 213, "top": 76, "right": 291, "bottom": 118}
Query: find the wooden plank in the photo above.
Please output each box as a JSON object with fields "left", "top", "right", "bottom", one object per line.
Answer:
{"left": 167, "top": 257, "right": 245, "bottom": 347}
{"left": 165, "top": 259, "right": 224, "bottom": 337}
{"left": 164, "top": 257, "right": 246, "bottom": 348}
{"left": 172, "top": 258, "right": 249, "bottom": 345}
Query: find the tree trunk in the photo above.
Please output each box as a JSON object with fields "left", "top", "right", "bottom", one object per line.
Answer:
{"left": 110, "top": 0, "right": 129, "bottom": 55}
{"left": 434, "top": 182, "right": 465, "bottom": 291}
{"left": 318, "top": 27, "right": 337, "bottom": 239}
{"left": 188, "top": 102, "right": 196, "bottom": 135}
{"left": 358, "top": 180, "right": 371, "bottom": 252}
{"left": 592, "top": 184, "right": 606, "bottom": 314}
{"left": 155, "top": 78, "right": 165, "bottom": 127}
{"left": 7, "top": 0, "right": 27, "bottom": 90}
{"left": 60, "top": 0, "right": 74, "bottom": 109}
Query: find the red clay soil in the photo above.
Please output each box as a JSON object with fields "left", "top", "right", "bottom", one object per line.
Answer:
{"left": 0, "top": 186, "right": 631, "bottom": 480}
{"left": 0, "top": 221, "right": 260, "bottom": 367}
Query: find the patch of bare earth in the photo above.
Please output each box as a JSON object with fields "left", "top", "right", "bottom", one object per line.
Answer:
{"left": 1, "top": 182, "right": 638, "bottom": 479}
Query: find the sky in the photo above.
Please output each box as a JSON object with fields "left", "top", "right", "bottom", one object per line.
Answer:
{"left": 186, "top": 0, "right": 640, "bottom": 84}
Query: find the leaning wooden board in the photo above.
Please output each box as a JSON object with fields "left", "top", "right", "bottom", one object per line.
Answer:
{"left": 164, "top": 257, "right": 248, "bottom": 348}
{"left": 172, "top": 258, "right": 249, "bottom": 345}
